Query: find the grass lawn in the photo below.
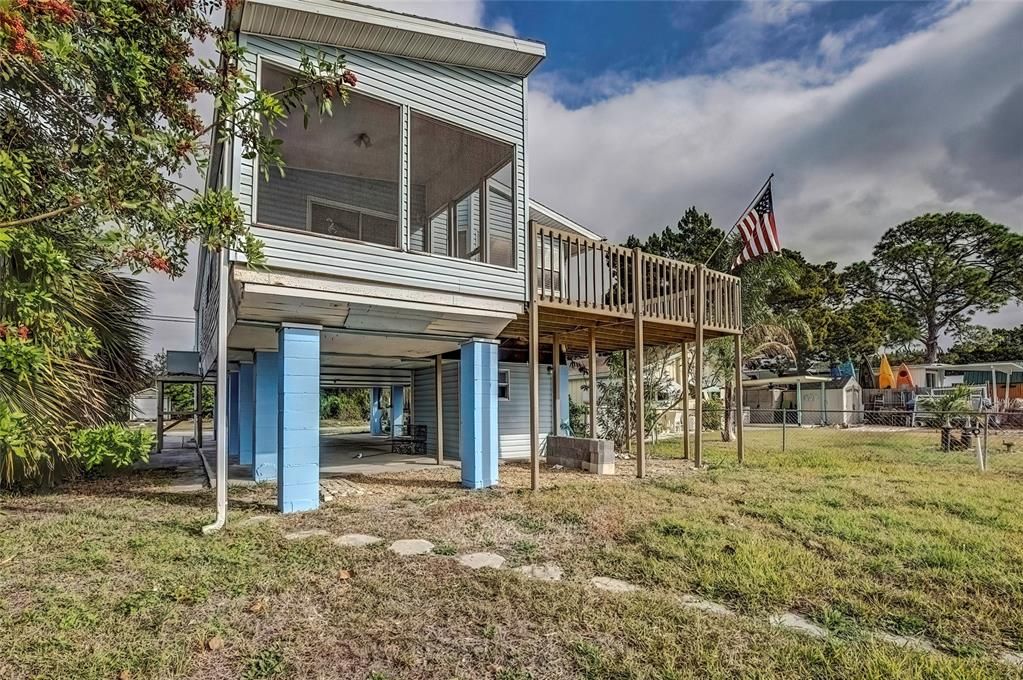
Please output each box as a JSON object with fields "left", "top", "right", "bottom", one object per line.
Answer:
{"left": 2, "top": 429, "right": 1022, "bottom": 679}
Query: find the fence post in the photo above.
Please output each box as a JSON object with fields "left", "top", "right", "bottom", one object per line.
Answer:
{"left": 781, "top": 408, "right": 787, "bottom": 452}
{"left": 982, "top": 413, "right": 989, "bottom": 471}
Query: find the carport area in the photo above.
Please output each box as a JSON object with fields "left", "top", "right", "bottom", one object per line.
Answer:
{"left": 225, "top": 430, "right": 454, "bottom": 485}
{"left": 319, "top": 430, "right": 447, "bottom": 475}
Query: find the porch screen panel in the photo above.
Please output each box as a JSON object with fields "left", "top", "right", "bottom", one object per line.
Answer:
{"left": 410, "top": 112, "right": 514, "bottom": 265}
{"left": 487, "top": 162, "right": 514, "bottom": 268}
{"left": 257, "top": 64, "right": 400, "bottom": 247}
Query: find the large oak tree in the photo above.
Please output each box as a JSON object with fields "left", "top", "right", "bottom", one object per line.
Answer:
{"left": 850, "top": 213, "right": 1023, "bottom": 363}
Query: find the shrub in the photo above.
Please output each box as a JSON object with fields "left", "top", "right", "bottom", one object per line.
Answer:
{"left": 319, "top": 388, "right": 370, "bottom": 423}
{"left": 70, "top": 425, "right": 153, "bottom": 471}
{"left": 702, "top": 395, "right": 724, "bottom": 431}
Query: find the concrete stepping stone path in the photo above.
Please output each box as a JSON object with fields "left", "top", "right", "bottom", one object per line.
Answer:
{"left": 769, "top": 612, "right": 827, "bottom": 638}
{"left": 513, "top": 564, "right": 563, "bottom": 581}
{"left": 874, "top": 631, "right": 939, "bottom": 655}
{"left": 590, "top": 576, "right": 640, "bottom": 593}
{"left": 389, "top": 539, "right": 434, "bottom": 556}
{"left": 333, "top": 533, "right": 383, "bottom": 548}
{"left": 456, "top": 552, "right": 506, "bottom": 570}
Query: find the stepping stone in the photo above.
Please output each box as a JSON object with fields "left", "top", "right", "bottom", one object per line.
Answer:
{"left": 874, "top": 631, "right": 938, "bottom": 655}
{"left": 333, "top": 533, "right": 383, "bottom": 548}
{"left": 1000, "top": 651, "right": 1023, "bottom": 667}
{"left": 283, "top": 529, "right": 331, "bottom": 541}
{"left": 678, "top": 594, "right": 734, "bottom": 617}
{"left": 239, "top": 515, "right": 273, "bottom": 527}
{"left": 389, "top": 539, "right": 434, "bottom": 556}
{"left": 456, "top": 552, "right": 506, "bottom": 570}
{"left": 590, "top": 576, "right": 639, "bottom": 593}
{"left": 769, "top": 612, "right": 827, "bottom": 638}
{"left": 513, "top": 564, "right": 563, "bottom": 581}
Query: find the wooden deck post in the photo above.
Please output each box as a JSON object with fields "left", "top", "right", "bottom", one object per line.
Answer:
{"left": 552, "top": 333, "right": 561, "bottom": 435}
{"left": 528, "top": 221, "right": 541, "bottom": 491}
{"left": 734, "top": 334, "right": 744, "bottom": 464}
{"left": 588, "top": 327, "right": 597, "bottom": 439}
{"left": 623, "top": 349, "right": 631, "bottom": 453}
{"left": 681, "top": 342, "right": 690, "bottom": 460}
{"left": 633, "top": 248, "right": 646, "bottom": 478}
{"left": 694, "top": 265, "right": 705, "bottom": 468}
{"left": 435, "top": 354, "right": 444, "bottom": 465}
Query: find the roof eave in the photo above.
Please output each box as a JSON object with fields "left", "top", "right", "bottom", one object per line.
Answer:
{"left": 235, "top": 0, "right": 547, "bottom": 78}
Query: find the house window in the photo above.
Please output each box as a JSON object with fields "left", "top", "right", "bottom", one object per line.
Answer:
{"left": 536, "top": 239, "right": 563, "bottom": 295}
{"left": 410, "top": 112, "right": 515, "bottom": 266}
{"left": 257, "top": 63, "right": 401, "bottom": 248}
{"left": 498, "top": 369, "right": 511, "bottom": 400}
{"left": 307, "top": 198, "right": 398, "bottom": 246}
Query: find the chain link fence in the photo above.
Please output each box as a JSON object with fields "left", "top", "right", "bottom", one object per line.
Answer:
{"left": 656, "top": 408, "right": 1023, "bottom": 471}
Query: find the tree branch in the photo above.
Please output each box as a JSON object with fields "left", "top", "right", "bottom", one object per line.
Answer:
{"left": 0, "top": 200, "right": 82, "bottom": 229}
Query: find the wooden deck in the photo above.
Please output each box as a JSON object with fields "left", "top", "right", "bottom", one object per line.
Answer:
{"left": 517, "top": 221, "right": 746, "bottom": 490}
{"left": 500, "top": 222, "right": 743, "bottom": 355}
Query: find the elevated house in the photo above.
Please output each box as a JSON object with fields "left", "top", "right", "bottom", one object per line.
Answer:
{"left": 190, "top": 0, "right": 744, "bottom": 520}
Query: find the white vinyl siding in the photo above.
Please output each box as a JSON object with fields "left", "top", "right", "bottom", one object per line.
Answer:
{"left": 235, "top": 35, "right": 528, "bottom": 303}
{"left": 411, "top": 361, "right": 553, "bottom": 461}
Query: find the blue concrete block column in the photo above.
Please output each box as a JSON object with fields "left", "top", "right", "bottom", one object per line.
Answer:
{"left": 370, "top": 387, "right": 383, "bottom": 435}
{"left": 253, "top": 351, "right": 279, "bottom": 482}
{"left": 228, "top": 368, "right": 240, "bottom": 457}
{"left": 277, "top": 324, "right": 321, "bottom": 513}
{"left": 238, "top": 361, "right": 255, "bottom": 465}
{"left": 459, "top": 338, "right": 499, "bottom": 489}
{"left": 391, "top": 385, "right": 405, "bottom": 436}
{"left": 559, "top": 365, "right": 570, "bottom": 434}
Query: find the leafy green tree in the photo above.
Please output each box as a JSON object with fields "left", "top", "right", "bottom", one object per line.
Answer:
{"left": 946, "top": 325, "right": 1023, "bottom": 364}
{"left": 0, "top": 0, "right": 355, "bottom": 484}
{"left": 850, "top": 213, "right": 1023, "bottom": 362}
{"left": 625, "top": 206, "right": 733, "bottom": 271}
{"left": 762, "top": 250, "right": 842, "bottom": 370}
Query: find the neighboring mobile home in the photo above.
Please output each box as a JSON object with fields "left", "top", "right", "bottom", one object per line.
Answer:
{"left": 189, "top": 1, "right": 743, "bottom": 516}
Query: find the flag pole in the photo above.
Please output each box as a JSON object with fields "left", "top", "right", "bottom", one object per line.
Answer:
{"left": 703, "top": 172, "right": 774, "bottom": 267}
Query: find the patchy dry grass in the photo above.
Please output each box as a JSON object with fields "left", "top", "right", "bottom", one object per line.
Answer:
{"left": 2, "top": 430, "right": 1022, "bottom": 678}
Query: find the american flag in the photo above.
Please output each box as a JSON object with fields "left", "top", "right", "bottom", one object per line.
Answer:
{"left": 732, "top": 181, "right": 780, "bottom": 269}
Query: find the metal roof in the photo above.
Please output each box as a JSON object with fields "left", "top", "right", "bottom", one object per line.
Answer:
{"left": 234, "top": 0, "right": 547, "bottom": 77}
{"left": 916, "top": 362, "right": 1023, "bottom": 373}
{"left": 743, "top": 375, "right": 831, "bottom": 389}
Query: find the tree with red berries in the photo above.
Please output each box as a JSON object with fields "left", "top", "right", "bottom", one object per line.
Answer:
{"left": 0, "top": 0, "right": 355, "bottom": 484}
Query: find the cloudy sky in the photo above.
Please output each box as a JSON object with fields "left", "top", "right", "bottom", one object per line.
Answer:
{"left": 143, "top": 0, "right": 1023, "bottom": 357}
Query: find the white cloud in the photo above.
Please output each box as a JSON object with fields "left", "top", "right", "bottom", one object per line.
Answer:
{"left": 527, "top": 1, "right": 1023, "bottom": 274}
{"left": 743, "top": 0, "right": 812, "bottom": 26}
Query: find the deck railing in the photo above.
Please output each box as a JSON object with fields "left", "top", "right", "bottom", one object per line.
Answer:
{"left": 532, "top": 222, "right": 742, "bottom": 333}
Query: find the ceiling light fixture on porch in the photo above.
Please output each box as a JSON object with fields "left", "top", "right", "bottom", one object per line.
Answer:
{"left": 355, "top": 132, "right": 372, "bottom": 148}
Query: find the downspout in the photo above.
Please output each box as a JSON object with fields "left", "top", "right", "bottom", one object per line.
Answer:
{"left": 203, "top": 247, "right": 230, "bottom": 535}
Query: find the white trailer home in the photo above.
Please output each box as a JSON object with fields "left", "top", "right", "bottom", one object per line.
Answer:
{"left": 190, "top": 0, "right": 744, "bottom": 516}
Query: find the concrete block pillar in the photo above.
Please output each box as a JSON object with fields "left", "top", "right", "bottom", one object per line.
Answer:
{"left": 459, "top": 338, "right": 499, "bottom": 489}
{"left": 370, "top": 386, "right": 383, "bottom": 435}
{"left": 228, "top": 368, "right": 240, "bottom": 457}
{"left": 277, "top": 324, "right": 321, "bottom": 513}
{"left": 559, "top": 365, "right": 570, "bottom": 434}
{"left": 238, "top": 361, "right": 255, "bottom": 465}
{"left": 253, "top": 350, "right": 279, "bottom": 482}
{"left": 391, "top": 385, "right": 405, "bottom": 436}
